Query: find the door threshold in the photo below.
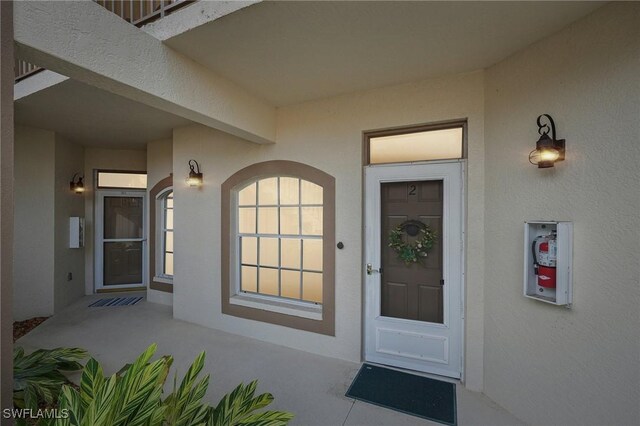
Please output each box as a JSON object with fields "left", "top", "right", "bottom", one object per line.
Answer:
{"left": 364, "top": 361, "right": 461, "bottom": 385}
{"left": 96, "top": 287, "right": 146, "bottom": 294}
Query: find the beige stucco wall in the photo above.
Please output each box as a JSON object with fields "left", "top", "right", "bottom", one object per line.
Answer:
{"left": 13, "top": 125, "right": 55, "bottom": 320}
{"left": 483, "top": 3, "right": 640, "bottom": 425}
{"left": 146, "top": 138, "right": 173, "bottom": 306}
{"left": 83, "top": 147, "right": 147, "bottom": 294}
{"left": 172, "top": 71, "right": 485, "bottom": 387}
{"left": 53, "top": 134, "right": 85, "bottom": 312}
{"left": 13, "top": 127, "right": 86, "bottom": 319}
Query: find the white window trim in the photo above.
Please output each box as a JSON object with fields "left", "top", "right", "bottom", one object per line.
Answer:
{"left": 229, "top": 182, "right": 324, "bottom": 316}
{"left": 155, "top": 187, "right": 173, "bottom": 284}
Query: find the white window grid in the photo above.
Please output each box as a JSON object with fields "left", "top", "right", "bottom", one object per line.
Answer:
{"left": 159, "top": 190, "right": 173, "bottom": 278}
{"left": 238, "top": 177, "right": 323, "bottom": 304}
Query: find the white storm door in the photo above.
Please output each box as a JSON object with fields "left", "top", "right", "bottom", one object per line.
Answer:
{"left": 95, "top": 190, "right": 147, "bottom": 290}
{"left": 364, "top": 161, "right": 464, "bottom": 378}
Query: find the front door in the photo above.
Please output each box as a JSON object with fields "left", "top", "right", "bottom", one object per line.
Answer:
{"left": 95, "top": 190, "right": 146, "bottom": 291}
{"left": 364, "top": 162, "right": 463, "bottom": 378}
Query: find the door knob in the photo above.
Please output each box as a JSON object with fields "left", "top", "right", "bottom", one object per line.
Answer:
{"left": 366, "top": 263, "right": 381, "bottom": 275}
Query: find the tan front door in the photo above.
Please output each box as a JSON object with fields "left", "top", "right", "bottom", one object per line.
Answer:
{"left": 381, "top": 180, "right": 443, "bottom": 323}
{"left": 365, "top": 162, "right": 463, "bottom": 378}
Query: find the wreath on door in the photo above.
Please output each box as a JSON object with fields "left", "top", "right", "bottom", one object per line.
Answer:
{"left": 388, "top": 220, "right": 437, "bottom": 265}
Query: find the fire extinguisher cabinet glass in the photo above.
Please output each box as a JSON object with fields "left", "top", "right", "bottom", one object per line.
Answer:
{"left": 523, "top": 221, "right": 573, "bottom": 307}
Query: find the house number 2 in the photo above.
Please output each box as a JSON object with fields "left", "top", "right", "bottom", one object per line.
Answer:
{"left": 408, "top": 184, "right": 417, "bottom": 196}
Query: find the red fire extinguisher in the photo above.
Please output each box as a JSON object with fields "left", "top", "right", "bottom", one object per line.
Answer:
{"left": 532, "top": 232, "right": 557, "bottom": 289}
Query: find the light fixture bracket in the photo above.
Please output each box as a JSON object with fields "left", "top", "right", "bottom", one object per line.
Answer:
{"left": 70, "top": 173, "right": 85, "bottom": 194}
{"left": 187, "top": 159, "right": 203, "bottom": 187}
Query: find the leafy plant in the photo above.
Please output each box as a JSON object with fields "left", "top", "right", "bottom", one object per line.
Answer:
{"left": 45, "top": 344, "right": 292, "bottom": 426}
{"left": 13, "top": 346, "right": 88, "bottom": 411}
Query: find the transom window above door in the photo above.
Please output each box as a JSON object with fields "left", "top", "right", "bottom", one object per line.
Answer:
{"left": 366, "top": 120, "right": 466, "bottom": 165}
{"left": 97, "top": 171, "right": 147, "bottom": 189}
{"left": 237, "top": 177, "right": 324, "bottom": 303}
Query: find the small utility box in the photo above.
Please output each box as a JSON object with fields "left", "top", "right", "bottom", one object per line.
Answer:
{"left": 524, "top": 221, "right": 573, "bottom": 307}
{"left": 69, "top": 217, "right": 84, "bottom": 249}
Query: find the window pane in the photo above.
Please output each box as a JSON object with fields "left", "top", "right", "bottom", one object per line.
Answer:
{"left": 279, "top": 177, "right": 299, "bottom": 205}
{"left": 303, "top": 239, "right": 322, "bottom": 271}
{"left": 369, "top": 127, "right": 463, "bottom": 164}
{"left": 166, "top": 192, "right": 174, "bottom": 208}
{"left": 281, "top": 270, "right": 301, "bottom": 299}
{"left": 301, "top": 207, "right": 323, "bottom": 236}
{"left": 98, "top": 172, "right": 147, "bottom": 189}
{"left": 259, "top": 268, "right": 279, "bottom": 296}
{"left": 165, "top": 230, "right": 174, "bottom": 252}
{"left": 104, "top": 241, "right": 142, "bottom": 285}
{"left": 281, "top": 238, "right": 301, "bottom": 269}
{"left": 257, "top": 207, "right": 278, "bottom": 234}
{"left": 258, "top": 178, "right": 278, "bottom": 205}
{"left": 280, "top": 207, "right": 299, "bottom": 235}
{"left": 239, "top": 183, "right": 256, "bottom": 206}
{"left": 303, "top": 272, "right": 322, "bottom": 303}
{"left": 241, "top": 237, "right": 257, "bottom": 265}
{"left": 104, "top": 197, "right": 143, "bottom": 239}
{"left": 239, "top": 208, "right": 256, "bottom": 234}
{"left": 165, "top": 209, "right": 173, "bottom": 230}
{"left": 241, "top": 266, "right": 257, "bottom": 292}
{"left": 259, "top": 238, "right": 279, "bottom": 267}
{"left": 301, "top": 180, "right": 322, "bottom": 205}
{"left": 164, "top": 252, "right": 174, "bottom": 276}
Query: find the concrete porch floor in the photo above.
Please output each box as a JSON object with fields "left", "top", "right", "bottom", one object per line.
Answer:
{"left": 17, "top": 294, "right": 523, "bottom": 426}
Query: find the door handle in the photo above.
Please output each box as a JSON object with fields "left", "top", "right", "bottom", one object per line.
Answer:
{"left": 366, "top": 263, "right": 382, "bottom": 275}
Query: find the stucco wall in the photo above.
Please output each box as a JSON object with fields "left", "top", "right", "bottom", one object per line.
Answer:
{"left": 53, "top": 135, "right": 85, "bottom": 312}
{"left": 13, "top": 125, "right": 55, "bottom": 320}
{"left": 172, "top": 71, "right": 485, "bottom": 385}
{"left": 146, "top": 138, "right": 173, "bottom": 306}
{"left": 483, "top": 3, "right": 640, "bottom": 425}
{"left": 83, "top": 147, "right": 147, "bottom": 294}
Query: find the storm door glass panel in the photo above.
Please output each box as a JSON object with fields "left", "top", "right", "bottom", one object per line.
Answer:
{"left": 103, "top": 196, "right": 144, "bottom": 285}
{"left": 380, "top": 180, "right": 443, "bottom": 323}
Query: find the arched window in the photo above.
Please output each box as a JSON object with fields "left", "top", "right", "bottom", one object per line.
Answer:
{"left": 222, "top": 161, "right": 335, "bottom": 335}
{"left": 149, "top": 176, "right": 173, "bottom": 293}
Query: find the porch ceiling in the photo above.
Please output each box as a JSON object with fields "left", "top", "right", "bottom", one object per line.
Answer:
{"left": 15, "top": 77, "right": 192, "bottom": 149}
{"left": 165, "top": 1, "right": 604, "bottom": 106}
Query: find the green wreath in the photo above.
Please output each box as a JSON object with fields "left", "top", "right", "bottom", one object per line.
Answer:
{"left": 388, "top": 221, "right": 437, "bottom": 265}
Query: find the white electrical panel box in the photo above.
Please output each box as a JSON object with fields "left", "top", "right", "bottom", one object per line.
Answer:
{"left": 69, "top": 217, "right": 85, "bottom": 249}
{"left": 524, "top": 221, "right": 573, "bottom": 307}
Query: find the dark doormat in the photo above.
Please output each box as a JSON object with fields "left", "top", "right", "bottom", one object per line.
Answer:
{"left": 346, "top": 363, "right": 457, "bottom": 425}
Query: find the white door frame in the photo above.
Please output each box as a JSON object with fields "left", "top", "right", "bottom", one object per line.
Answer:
{"left": 94, "top": 189, "right": 147, "bottom": 291}
{"left": 364, "top": 160, "right": 465, "bottom": 379}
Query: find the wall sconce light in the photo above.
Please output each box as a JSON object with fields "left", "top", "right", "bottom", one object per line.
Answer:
{"left": 529, "top": 114, "right": 566, "bottom": 168}
{"left": 186, "top": 159, "right": 203, "bottom": 187}
{"left": 69, "top": 173, "right": 85, "bottom": 194}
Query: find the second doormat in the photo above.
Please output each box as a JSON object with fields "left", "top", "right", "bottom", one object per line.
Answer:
{"left": 345, "top": 363, "right": 456, "bottom": 425}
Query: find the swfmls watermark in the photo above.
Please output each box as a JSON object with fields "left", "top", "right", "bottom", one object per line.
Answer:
{"left": 2, "top": 408, "right": 69, "bottom": 420}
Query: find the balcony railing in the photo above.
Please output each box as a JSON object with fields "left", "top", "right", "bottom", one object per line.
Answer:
{"left": 15, "top": 59, "right": 43, "bottom": 82}
{"left": 94, "top": 0, "right": 195, "bottom": 27}
{"left": 15, "top": 0, "right": 195, "bottom": 81}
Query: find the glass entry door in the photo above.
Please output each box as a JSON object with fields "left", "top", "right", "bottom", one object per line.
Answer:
{"left": 95, "top": 190, "right": 146, "bottom": 290}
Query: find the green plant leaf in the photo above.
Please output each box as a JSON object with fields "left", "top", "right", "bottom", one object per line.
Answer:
{"left": 237, "top": 410, "right": 295, "bottom": 426}
{"left": 79, "top": 358, "right": 105, "bottom": 409}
